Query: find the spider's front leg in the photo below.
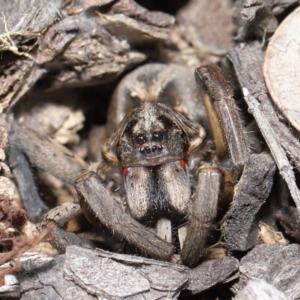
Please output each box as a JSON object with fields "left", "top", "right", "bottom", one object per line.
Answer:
{"left": 181, "top": 164, "right": 222, "bottom": 266}
{"left": 181, "top": 65, "right": 249, "bottom": 267}
{"left": 195, "top": 64, "right": 249, "bottom": 177}
{"left": 75, "top": 171, "right": 174, "bottom": 261}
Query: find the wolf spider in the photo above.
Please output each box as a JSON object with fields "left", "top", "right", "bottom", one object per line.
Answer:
{"left": 8, "top": 63, "right": 249, "bottom": 267}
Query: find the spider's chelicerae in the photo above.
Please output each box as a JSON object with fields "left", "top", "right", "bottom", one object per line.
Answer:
{"left": 8, "top": 63, "right": 249, "bottom": 267}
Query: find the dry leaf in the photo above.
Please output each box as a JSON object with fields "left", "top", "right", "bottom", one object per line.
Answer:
{"left": 264, "top": 7, "right": 300, "bottom": 132}
{"left": 258, "top": 222, "right": 288, "bottom": 245}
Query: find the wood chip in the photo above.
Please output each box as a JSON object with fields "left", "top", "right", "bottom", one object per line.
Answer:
{"left": 233, "top": 244, "right": 300, "bottom": 298}
{"left": 224, "top": 153, "right": 276, "bottom": 251}
{"left": 235, "top": 279, "right": 288, "bottom": 300}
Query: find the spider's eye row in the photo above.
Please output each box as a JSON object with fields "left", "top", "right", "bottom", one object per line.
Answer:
{"left": 152, "top": 131, "right": 163, "bottom": 142}
{"left": 135, "top": 134, "right": 146, "bottom": 145}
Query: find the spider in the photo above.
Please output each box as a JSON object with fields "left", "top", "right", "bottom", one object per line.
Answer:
{"left": 8, "top": 63, "right": 249, "bottom": 267}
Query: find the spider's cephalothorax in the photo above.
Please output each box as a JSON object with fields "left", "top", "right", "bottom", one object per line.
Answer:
{"left": 102, "top": 102, "right": 206, "bottom": 219}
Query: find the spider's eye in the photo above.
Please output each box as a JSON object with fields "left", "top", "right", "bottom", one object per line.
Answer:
{"left": 135, "top": 134, "right": 146, "bottom": 145}
{"left": 152, "top": 131, "right": 163, "bottom": 142}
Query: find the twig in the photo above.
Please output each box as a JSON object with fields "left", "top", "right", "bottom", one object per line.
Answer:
{"left": 243, "top": 87, "right": 300, "bottom": 211}
{"left": 0, "top": 13, "right": 38, "bottom": 61}
{"left": 0, "top": 223, "right": 54, "bottom": 285}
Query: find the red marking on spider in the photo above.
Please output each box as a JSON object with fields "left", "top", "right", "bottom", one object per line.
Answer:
{"left": 179, "top": 159, "right": 186, "bottom": 169}
{"left": 122, "top": 167, "right": 129, "bottom": 176}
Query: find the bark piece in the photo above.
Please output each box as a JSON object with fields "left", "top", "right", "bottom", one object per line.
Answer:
{"left": 229, "top": 42, "right": 300, "bottom": 214}
{"left": 243, "top": 88, "right": 300, "bottom": 212}
{"left": 235, "top": 279, "right": 288, "bottom": 300}
{"left": 276, "top": 206, "right": 300, "bottom": 242}
{"left": 0, "top": 59, "right": 44, "bottom": 113}
{"left": 37, "top": 0, "right": 174, "bottom": 90}
{"left": 18, "top": 246, "right": 239, "bottom": 298}
{"left": 187, "top": 256, "right": 239, "bottom": 295}
{"left": 0, "top": 273, "right": 20, "bottom": 300}
{"left": 0, "top": 0, "right": 63, "bottom": 112}
{"left": 98, "top": 251, "right": 239, "bottom": 296}
{"left": 272, "top": 0, "right": 300, "bottom": 15}
{"left": 177, "top": 0, "right": 235, "bottom": 55}
{"left": 64, "top": 246, "right": 187, "bottom": 299}
{"left": 0, "top": 117, "right": 8, "bottom": 149}
{"left": 68, "top": 0, "right": 115, "bottom": 13}
{"left": 229, "top": 42, "right": 300, "bottom": 173}
{"left": 96, "top": 0, "right": 175, "bottom": 44}
{"left": 161, "top": 0, "right": 236, "bottom": 68}
{"left": 48, "top": 224, "right": 95, "bottom": 253}
{"left": 224, "top": 153, "right": 276, "bottom": 251}
{"left": 233, "top": 244, "right": 300, "bottom": 299}
{"left": 20, "top": 252, "right": 96, "bottom": 300}
{"left": 0, "top": 0, "right": 63, "bottom": 49}
{"left": 37, "top": 13, "right": 146, "bottom": 89}
{"left": 14, "top": 89, "right": 85, "bottom": 145}
{"left": 233, "top": 0, "right": 278, "bottom": 41}
{"left": 0, "top": 177, "right": 16, "bottom": 201}
{"left": 1, "top": 0, "right": 174, "bottom": 111}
